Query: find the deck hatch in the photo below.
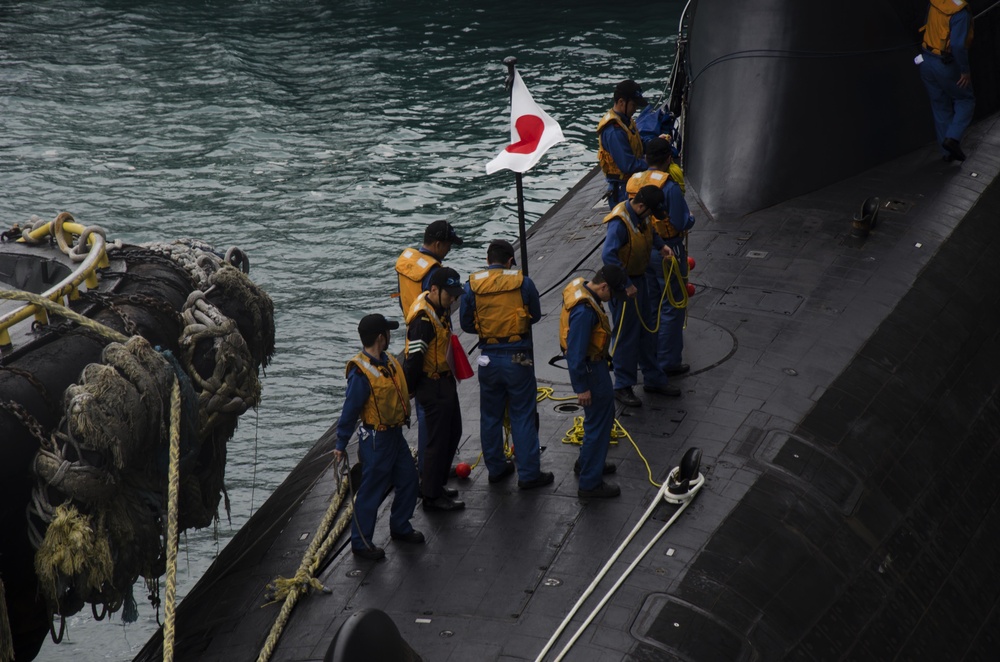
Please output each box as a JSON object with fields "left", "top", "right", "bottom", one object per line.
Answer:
{"left": 716, "top": 286, "right": 804, "bottom": 316}
{"left": 631, "top": 594, "right": 754, "bottom": 661}
{"left": 752, "top": 430, "right": 863, "bottom": 515}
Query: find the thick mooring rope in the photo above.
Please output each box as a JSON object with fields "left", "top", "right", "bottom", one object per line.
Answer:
{"left": 163, "top": 377, "right": 182, "bottom": 662}
{"left": 0, "top": 290, "right": 128, "bottom": 344}
{"left": 255, "top": 472, "right": 352, "bottom": 662}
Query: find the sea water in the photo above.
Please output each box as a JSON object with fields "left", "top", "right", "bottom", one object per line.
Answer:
{"left": 0, "top": 0, "right": 681, "bottom": 658}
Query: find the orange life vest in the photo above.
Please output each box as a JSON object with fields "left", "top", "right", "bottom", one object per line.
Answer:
{"left": 603, "top": 201, "right": 654, "bottom": 276}
{"left": 345, "top": 351, "right": 410, "bottom": 429}
{"left": 596, "top": 110, "right": 644, "bottom": 180}
{"left": 404, "top": 291, "right": 451, "bottom": 377}
{"left": 559, "top": 278, "right": 611, "bottom": 361}
{"left": 921, "top": 0, "right": 973, "bottom": 56}
{"left": 468, "top": 268, "right": 531, "bottom": 344}
{"left": 395, "top": 248, "right": 440, "bottom": 315}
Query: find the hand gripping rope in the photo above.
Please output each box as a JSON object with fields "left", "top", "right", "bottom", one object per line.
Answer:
{"left": 609, "top": 254, "right": 688, "bottom": 358}
{"left": 534, "top": 448, "right": 706, "bottom": 662}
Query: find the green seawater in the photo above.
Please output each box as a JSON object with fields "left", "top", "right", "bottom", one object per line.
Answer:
{"left": 0, "top": 0, "right": 681, "bottom": 658}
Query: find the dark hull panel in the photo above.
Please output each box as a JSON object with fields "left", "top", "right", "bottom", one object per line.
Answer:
{"left": 686, "top": 0, "right": 951, "bottom": 218}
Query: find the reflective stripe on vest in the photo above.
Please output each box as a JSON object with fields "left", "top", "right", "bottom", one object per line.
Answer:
{"left": 559, "top": 278, "right": 611, "bottom": 361}
{"left": 469, "top": 268, "right": 531, "bottom": 343}
{"left": 603, "top": 201, "right": 654, "bottom": 276}
{"left": 405, "top": 291, "right": 451, "bottom": 377}
{"left": 346, "top": 352, "right": 410, "bottom": 429}
{"left": 395, "top": 248, "right": 440, "bottom": 315}
{"left": 596, "top": 110, "right": 644, "bottom": 179}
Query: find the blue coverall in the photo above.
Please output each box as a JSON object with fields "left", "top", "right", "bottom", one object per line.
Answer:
{"left": 600, "top": 111, "right": 647, "bottom": 209}
{"left": 565, "top": 295, "right": 615, "bottom": 491}
{"left": 602, "top": 202, "right": 668, "bottom": 391}
{"left": 335, "top": 352, "right": 419, "bottom": 552}
{"left": 459, "top": 267, "right": 544, "bottom": 482}
{"left": 645, "top": 178, "right": 696, "bottom": 371}
{"left": 919, "top": 9, "right": 974, "bottom": 152}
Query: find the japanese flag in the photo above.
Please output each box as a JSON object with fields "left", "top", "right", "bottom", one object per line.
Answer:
{"left": 485, "top": 70, "right": 564, "bottom": 175}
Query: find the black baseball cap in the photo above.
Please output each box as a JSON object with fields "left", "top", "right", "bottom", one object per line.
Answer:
{"left": 613, "top": 80, "right": 648, "bottom": 107}
{"left": 424, "top": 220, "right": 464, "bottom": 246}
{"left": 358, "top": 314, "right": 399, "bottom": 339}
{"left": 429, "top": 266, "right": 464, "bottom": 297}
{"left": 596, "top": 264, "right": 628, "bottom": 292}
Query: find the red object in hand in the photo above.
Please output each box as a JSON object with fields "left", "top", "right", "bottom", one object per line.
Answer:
{"left": 455, "top": 462, "right": 472, "bottom": 478}
{"left": 449, "top": 334, "right": 475, "bottom": 380}
{"left": 686, "top": 283, "right": 696, "bottom": 297}
{"left": 687, "top": 256, "right": 696, "bottom": 271}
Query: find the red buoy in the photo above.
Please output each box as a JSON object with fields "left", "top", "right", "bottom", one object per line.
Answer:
{"left": 687, "top": 256, "right": 696, "bottom": 271}
{"left": 455, "top": 462, "right": 472, "bottom": 478}
{"left": 686, "top": 283, "right": 696, "bottom": 297}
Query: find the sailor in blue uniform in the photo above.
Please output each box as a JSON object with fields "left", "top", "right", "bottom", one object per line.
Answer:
{"left": 602, "top": 185, "right": 675, "bottom": 407}
{"left": 459, "top": 239, "right": 553, "bottom": 490}
{"left": 394, "top": 220, "right": 463, "bottom": 474}
{"left": 597, "top": 80, "right": 650, "bottom": 209}
{"left": 919, "top": 0, "right": 975, "bottom": 162}
{"left": 333, "top": 314, "right": 422, "bottom": 561}
{"left": 561, "top": 265, "right": 627, "bottom": 498}
{"left": 629, "top": 138, "right": 696, "bottom": 378}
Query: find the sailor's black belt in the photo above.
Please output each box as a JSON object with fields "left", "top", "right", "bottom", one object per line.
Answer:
{"left": 483, "top": 346, "right": 531, "bottom": 354}
{"left": 362, "top": 423, "right": 404, "bottom": 432}
{"left": 426, "top": 370, "right": 452, "bottom": 380}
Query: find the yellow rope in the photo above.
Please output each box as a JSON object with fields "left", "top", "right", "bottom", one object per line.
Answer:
{"left": 635, "top": 255, "right": 688, "bottom": 334}
{"left": 0, "top": 290, "right": 129, "bottom": 343}
{"left": 163, "top": 378, "right": 181, "bottom": 662}
{"left": 256, "top": 471, "right": 352, "bottom": 662}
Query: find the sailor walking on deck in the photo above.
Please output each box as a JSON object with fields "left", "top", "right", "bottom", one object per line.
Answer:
{"left": 561, "top": 265, "right": 627, "bottom": 498}
{"left": 602, "top": 185, "right": 677, "bottom": 407}
{"left": 333, "top": 314, "right": 422, "bottom": 561}
{"left": 459, "top": 239, "right": 554, "bottom": 490}
{"left": 405, "top": 267, "right": 467, "bottom": 512}
{"left": 628, "top": 137, "right": 696, "bottom": 380}
{"left": 918, "top": 0, "right": 975, "bottom": 162}
{"left": 394, "top": 220, "right": 463, "bottom": 475}
{"left": 597, "top": 80, "right": 650, "bottom": 209}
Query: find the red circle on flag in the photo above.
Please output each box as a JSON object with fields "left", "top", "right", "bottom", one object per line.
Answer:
{"left": 506, "top": 114, "right": 545, "bottom": 154}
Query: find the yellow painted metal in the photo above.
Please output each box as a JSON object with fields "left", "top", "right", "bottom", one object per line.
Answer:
{"left": 0, "top": 218, "right": 109, "bottom": 348}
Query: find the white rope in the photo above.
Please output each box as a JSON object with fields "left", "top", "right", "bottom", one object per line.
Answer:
{"left": 534, "top": 467, "right": 705, "bottom": 662}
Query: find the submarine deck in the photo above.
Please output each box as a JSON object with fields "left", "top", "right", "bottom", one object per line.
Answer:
{"left": 136, "top": 112, "right": 1000, "bottom": 661}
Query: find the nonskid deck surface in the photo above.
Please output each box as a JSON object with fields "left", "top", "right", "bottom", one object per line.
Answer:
{"left": 141, "top": 114, "right": 1000, "bottom": 661}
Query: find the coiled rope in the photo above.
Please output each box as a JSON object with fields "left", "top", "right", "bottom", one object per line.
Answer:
{"left": 536, "top": 387, "right": 662, "bottom": 487}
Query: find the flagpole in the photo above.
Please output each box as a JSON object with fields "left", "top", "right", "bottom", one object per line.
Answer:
{"left": 504, "top": 55, "right": 530, "bottom": 277}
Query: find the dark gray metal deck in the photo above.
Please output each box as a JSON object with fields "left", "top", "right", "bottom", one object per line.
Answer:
{"left": 136, "top": 112, "right": 1000, "bottom": 661}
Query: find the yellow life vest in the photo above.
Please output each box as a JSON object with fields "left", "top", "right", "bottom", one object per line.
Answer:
{"left": 395, "top": 248, "right": 441, "bottom": 315}
{"left": 603, "top": 201, "right": 654, "bottom": 276}
{"left": 559, "top": 278, "right": 611, "bottom": 362}
{"left": 345, "top": 351, "right": 410, "bottom": 429}
{"left": 921, "top": 0, "right": 973, "bottom": 56}
{"left": 405, "top": 291, "right": 451, "bottom": 377}
{"left": 596, "top": 110, "right": 644, "bottom": 180}
{"left": 468, "top": 268, "right": 531, "bottom": 344}
{"left": 626, "top": 169, "right": 688, "bottom": 240}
